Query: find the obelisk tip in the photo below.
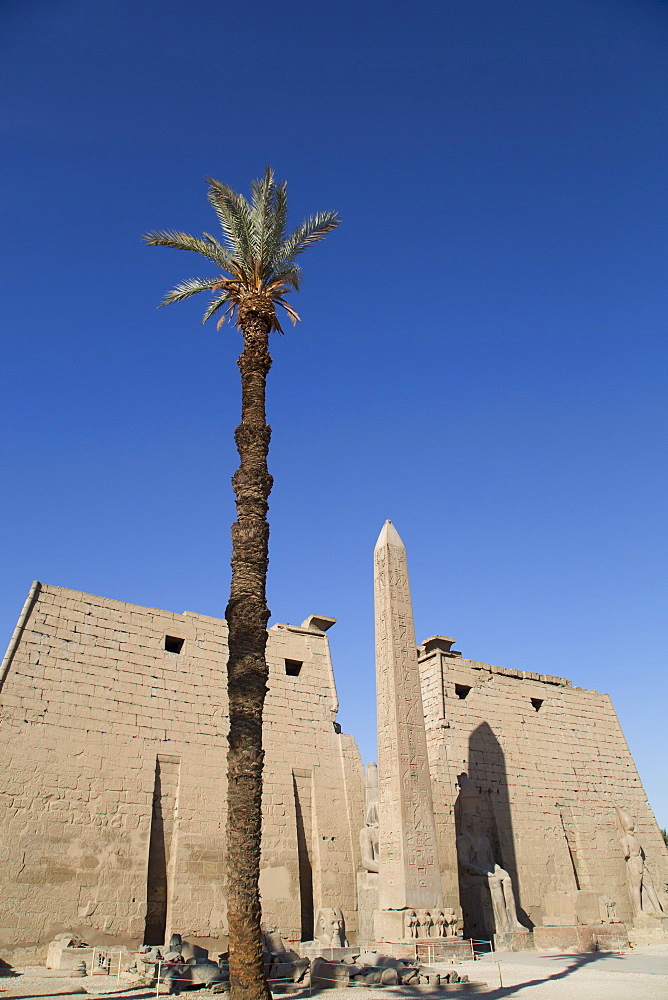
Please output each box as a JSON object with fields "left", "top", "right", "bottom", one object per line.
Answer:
{"left": 374, "top": 519, "right": 405, "bottom": 551}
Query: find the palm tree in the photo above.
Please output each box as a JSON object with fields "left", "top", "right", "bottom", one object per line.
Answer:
{"left": 143, "top": 170, "right": 339, "bottom": 1000}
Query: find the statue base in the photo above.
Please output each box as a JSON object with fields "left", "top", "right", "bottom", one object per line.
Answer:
{"left": 364, "top": 937, "right": 472, "bottom": 962}
{"left": 298, "top": 943, "right": 358, "bottom": 961}
{"left": 628, "top": 915, "right": 668, "bottom": 947}
{"left": 492, "top": 929, "right": 533, "bottom": 952}
{"left": 594, "top": 923, "right": 630, "bottom": 951}
{"left": 368, "top": 908, "right": 472, "bottom": 963}
{"left": 633, "top": 913, "right": 668, "bottom": 929}
{"left": 533, "top": 924, "right": 628, "bottom": 953}
{"left": 373, "top": 909, "right": 407, "bottom": 944}
{"left": 414, "top": 937, "right": 475, "bottom": 962}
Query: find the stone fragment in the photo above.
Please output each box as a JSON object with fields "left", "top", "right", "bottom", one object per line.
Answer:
{"left": 310, "top": 958, "right": 350, "bottom": 989}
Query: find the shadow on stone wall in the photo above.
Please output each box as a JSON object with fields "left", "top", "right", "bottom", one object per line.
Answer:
{"left": 144, "top": 759, "right": 168, "bottom": 945}
{"left": 454, "top": 722, "right": 532, "bottom": 937}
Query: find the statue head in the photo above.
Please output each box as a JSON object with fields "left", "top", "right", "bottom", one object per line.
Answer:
{"left": 457, "top": 772, "right": 479, "bottom": 799}
{"left": 461, "top": 801, "right": 484, "bottom": 835}
{"left": 615, "top": 806, "right": 636, "bottom": 836}
{"left": 457, "top": 773, "right": 486, "bottom": 836}
{"left": 314, "top": 907, "right": 347, "bottom": 948}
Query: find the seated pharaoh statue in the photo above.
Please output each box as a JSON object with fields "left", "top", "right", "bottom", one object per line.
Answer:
{"left": 456, "top": 773, "right": 528, "bottom": 938}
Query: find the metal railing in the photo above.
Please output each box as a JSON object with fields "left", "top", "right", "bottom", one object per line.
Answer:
{"left": 89, "top": 947, "right": 124, "bottom": 981}
{"left": 415, "top": 938, "right": 475, "bottom": 964}
{"left": 470, "top": 938, "right": 494, "bottom": 958}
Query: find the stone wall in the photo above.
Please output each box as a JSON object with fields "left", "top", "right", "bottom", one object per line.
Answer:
{"left": 2, "top": 579, "right": 666, "bottom": 957}
{"left": 417, "top": 641, "right": 668, "bottom": 930}
{"left": 0, "top": 584, "right": 364, "bottom": 957}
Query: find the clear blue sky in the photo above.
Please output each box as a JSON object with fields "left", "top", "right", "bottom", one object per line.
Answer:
{"left": 1, "top": 0, "right": 667, "bottom": 827}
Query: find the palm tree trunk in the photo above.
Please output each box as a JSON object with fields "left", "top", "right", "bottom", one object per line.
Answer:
{"left": 225, "top": 297, "right": 273, "bottom": 1000}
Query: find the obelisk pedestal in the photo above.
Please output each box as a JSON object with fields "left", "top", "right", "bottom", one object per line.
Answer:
{"left": 373, "top": 521, "right": 443, "bottom": 943}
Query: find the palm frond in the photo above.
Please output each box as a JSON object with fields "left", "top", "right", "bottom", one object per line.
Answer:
{"left": 142, "top": 230, "right": 232, "bottom": 269}
{"left": 204, "top": 177, "right": 240, "bottom": 247}
{"left": 201, "top": 290, "right": 234, "bottom": 325}
{"left": 273, "top": 296, "right": 301, "bottom": 325}
{"left": 247, "top": 168, "right": 291, "bottom": 288}
{"left": 268, "top": 264, "right": 302, "bottom": 292}
{"left": 267, "top": 178, "right": 288, "bottom": 271}
{"left": 202, "top": 233, "right": 249, "bottom": 283}
{"left": 158, "top": 276, "right": 224, "bottom": 307}
{"left": 249, "top": 167, "right": 273, "bottom": 270}
{"left": 206, "top": 178, "right": 255, "bottom": 271}
{"left": 274, "top": 210, "right": 340, "bottom": 268}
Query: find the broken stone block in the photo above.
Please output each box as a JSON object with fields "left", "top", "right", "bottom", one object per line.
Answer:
{"left": 310, "top": 958, "right": 350, "bottom": 989}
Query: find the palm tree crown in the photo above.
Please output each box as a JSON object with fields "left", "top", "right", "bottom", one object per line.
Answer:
{"left": 143, "top": 168, "right": 339, "bottom": 332}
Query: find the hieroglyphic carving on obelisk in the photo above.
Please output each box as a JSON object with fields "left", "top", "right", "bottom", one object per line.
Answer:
{"left": 374, "top": 521, "right": 442, "bottom": 911}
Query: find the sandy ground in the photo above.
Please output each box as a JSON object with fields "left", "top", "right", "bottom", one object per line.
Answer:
{"left": 0, "top": 946, "right": 667, "bottom": 1000}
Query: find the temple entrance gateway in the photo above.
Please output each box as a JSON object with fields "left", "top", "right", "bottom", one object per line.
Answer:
{"left": 0, "top": 526, "right": 666, "bottom": 958}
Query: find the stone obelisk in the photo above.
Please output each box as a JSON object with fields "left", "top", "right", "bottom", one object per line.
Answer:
{"left": 374, "top": 521, "right": 442, "bottom": 939}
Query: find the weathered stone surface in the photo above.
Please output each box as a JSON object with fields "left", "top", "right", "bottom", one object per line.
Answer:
{"left": 0, "top": 584, "right": 364, "bottom": 955}
{"left": 374, "top": 521, "right": 442, "bottom": 913}
{"left": 493, "top": 930, "right": 534, "bottom": 952}
{"left": 533, "top": 924, "right": 597, "bottom": 952}
{"left": 309, "top": 957, "right": 350, "bottom": 989}
{"left": 414, "top": 938, "right": 474, "bottom": 962}
{"left": 417, "top": 637, "right": 668, "bottom": 936}
{"left": 594, "top": 923, "right": 630, "bottom": 950}
{"left": 45, "top": 936, "right": 94, "bottom": 971}
{"left": 542, "top": 890, "right": 622, "bottom": 926}
{"left": 2, "top": 521, "right": 667, "bottom": 959}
